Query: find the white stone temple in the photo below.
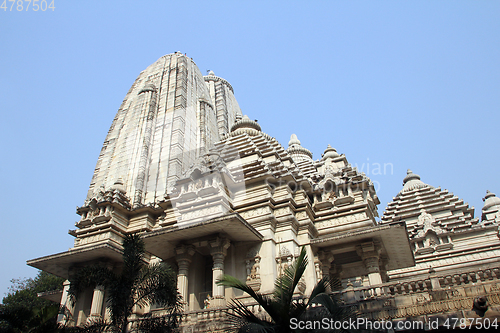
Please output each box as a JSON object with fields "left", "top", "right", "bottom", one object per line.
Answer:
{"left": 28, "top": 52, "right": 500, "bottom": 331}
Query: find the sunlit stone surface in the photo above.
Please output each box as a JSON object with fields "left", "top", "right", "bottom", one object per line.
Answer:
{"left": 28, "top": 53, "right": 500, "bottom": 331}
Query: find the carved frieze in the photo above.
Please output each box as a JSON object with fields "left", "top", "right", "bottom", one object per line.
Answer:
{"left": 315, "top": 212, "right": 366, "bottom": 229}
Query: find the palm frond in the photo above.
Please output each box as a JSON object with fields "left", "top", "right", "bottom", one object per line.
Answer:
{"left": 289, "top": 276, "right": 329, "bottom": 319}
{"left": 68, "top": 234, "right": 181, "bottom": 332}
{"left": 68, "top": 266, "right": 116, "bottom": 305}
{"left": 225, "top": 298, "right": 275, "bottom": 333}
{"left": 121, "top": 234, "right": 145, "bottom": 282}
{"left": 134, "top": 263, "right": 181, "bottom": 310}
{"left": 273, "top": 246, "right": 308, "bottom": 320}
{"left": 217, "top": 275, "right": 282, "bottom": 323}
{"left": 300, "top": 293, "right": 358, "bottom": 332}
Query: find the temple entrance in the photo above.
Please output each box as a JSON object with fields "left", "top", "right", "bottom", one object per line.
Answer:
{"left": 198, "top": 255, "right": 213, "bottom": 309}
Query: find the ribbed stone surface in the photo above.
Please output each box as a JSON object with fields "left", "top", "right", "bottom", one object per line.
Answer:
{"left": 86, "top": 53, "right": 241, "bottom": 207}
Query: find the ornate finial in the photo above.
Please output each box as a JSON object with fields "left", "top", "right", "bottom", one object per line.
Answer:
{"left": 399, "top": 169, "right": 430, "bottom": 193}
{"left": 403, "top": 169, "right": 421, "bottom": 185}
{"left": 288, "top": 134, "right": 301, "bottom": 147}
{"left": 230, "top": 115, "right": 261, "bottom": 132}
{"left": 287, "top": 134, "right": 312, "bottom": 159}
{"left": 208, "top": 70, "right": 215, "bottom": 76}
{"left": 321, "top": 144, "right": 339, "bottom": 160}
{"left": 482, "top": 190, "right": 500, "bottom": 211}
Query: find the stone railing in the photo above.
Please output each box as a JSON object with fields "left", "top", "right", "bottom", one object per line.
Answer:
{"left": 335, "top": 267, "right": 500, "bottom": 304}
{"left": 177, "top": 302, "right": 271, "bottom": 332}
{"left": 439, "top": 268, "right": 500, "bottom": 288}
{"left": 330, "top": 275, "right": 500, "bottom": 321}
{"left": 334, "top": 279, "right": 430, "bottom": 303}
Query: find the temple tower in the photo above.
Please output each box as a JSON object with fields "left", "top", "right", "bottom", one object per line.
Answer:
{"left": 382, "top": 170, "right": 500, "bottom": 283}
{"left": 87, "top": 53, "right": 241, "bottom": 208}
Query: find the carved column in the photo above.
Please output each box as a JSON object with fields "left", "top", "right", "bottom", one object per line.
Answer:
{"left": 210, "top": 237, "right": 230, "bottom": 307}
{"left": 88, "top": 285, "right": 105, "bottom": 321}
{"left": 175, "top": 245, "right": 195, "bottom": 310}
{"left": 58, "top": 280, "right": 75, "bottom": 325}
{"left": 357, "top": 241, "right": 382, "bottom": 296}
{"left": 316, "top": 250, "right": 334, "bottom": 292}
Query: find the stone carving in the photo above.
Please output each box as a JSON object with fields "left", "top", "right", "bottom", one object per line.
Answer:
{"left": 418, "top": 209, "right": 435, "bottom": 226}
{"left": 74, "top": 231, "right": 120, "bottom": 246}
{"left": 279, "top": 246, "right": 291, "bottom": 258}
{"left": 315, "top": 213, "right": 366, "bottom": 229}
{"left": 413, "top": 209, "right": 447, "bottom": 244}
{"left": 239, "top": 207, "right": 271, "bottom": 220}
{"left": 275, "top": 246, "right": 296, "bottom": 278}
{"left": 245, "top": 256, "right": 261, "bottom": 291}
{"left": 416, "top": 294, "right": 429, "bottom": 303}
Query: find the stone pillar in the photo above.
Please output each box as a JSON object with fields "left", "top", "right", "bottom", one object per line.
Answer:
{"left": 175, "top": 245, "right": 195, "bottom": 310}
{"left": 429, "top": 267, "right": 441, "bottom": 290}
{"left": 210, "top": 237, "right": 230, "bottom": 307}
{"left": 379, "top": 257, "right": 389, "bottom": 283}
{"left": 58, "top": 280, "right": 75, "bottom": 325}
{"left": 345, "top": 280, "right": 356, "bottom": 304}
{"left": 316, "top": 250, "right": 334, "bottom": 292}
{"left": 357, "top": 241, "right": 382, "bottom": 296}
{"left": 88, "top": 285, "right": 105, "bottom": 321}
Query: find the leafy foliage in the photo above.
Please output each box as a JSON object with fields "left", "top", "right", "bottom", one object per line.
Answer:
{"left": 2, "top": 272, "right": 65, "bottom": 311}
{"left": 68, "top": 234, "right": 182, "bottom": 333}
{"left": 0, "top": 271, "right": 65, "bottom": 333}
{"left": 217, "top": 247, "right": 357, "bottom": 332}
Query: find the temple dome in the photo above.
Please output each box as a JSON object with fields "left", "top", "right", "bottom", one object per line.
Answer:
{"left": 482, "top": 190, "right": 500, "bottom": 211}
{"left": 230, "top": 115, "right": 261, "bottom": 134}
{"left": 288, "top": 134, "right": 301, "bottom": 147}
{"left": 321, "top": 144, "right": 340, "bottom": 160}
{"left": 400, "top": 169, "right": 430, "bottom": 193}
{"left": 287, "top": 134, "right": 313, "bottom": 160}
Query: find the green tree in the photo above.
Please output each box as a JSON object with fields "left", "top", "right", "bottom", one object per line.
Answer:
{"left": 68, "top": 234, "right": 182, "bottom": 333}
{"left": 0, "top": 271, "right": 65, "bottom": 333}
{"left": 217, "top": 247, "right": 356, "bottom": 332}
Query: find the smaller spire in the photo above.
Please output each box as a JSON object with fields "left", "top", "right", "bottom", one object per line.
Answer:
{"left": 286, "top": 134, "right": 312, "bottom": 160}
{"left": 208, "top": 70, "right": 215, "bottom": 76}
{"left": 482, "top": 190, "right": 500, "bottom": 211}
{"left": 288, "top": 134, "right": 301, "bottom": 147}
{"left": 400, "top": 169, "right": 430, "bottom": 193}
{"left": 230, "top": 115, "right": 261, "bottom": 132}
{"left": 403, "top": 169, "right": 420, "bottom": 185}
{"left": 321, "top": 144, "right": 339, "bottom": 160}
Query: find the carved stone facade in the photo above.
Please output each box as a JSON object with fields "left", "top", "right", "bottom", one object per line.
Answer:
{"left": 28, "top": 53, "right": 500, "bottom": 331}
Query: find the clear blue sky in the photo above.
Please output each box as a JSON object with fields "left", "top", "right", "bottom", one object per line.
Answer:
{"left": 1, "top": 1, "right": 499, "bottom": 297}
